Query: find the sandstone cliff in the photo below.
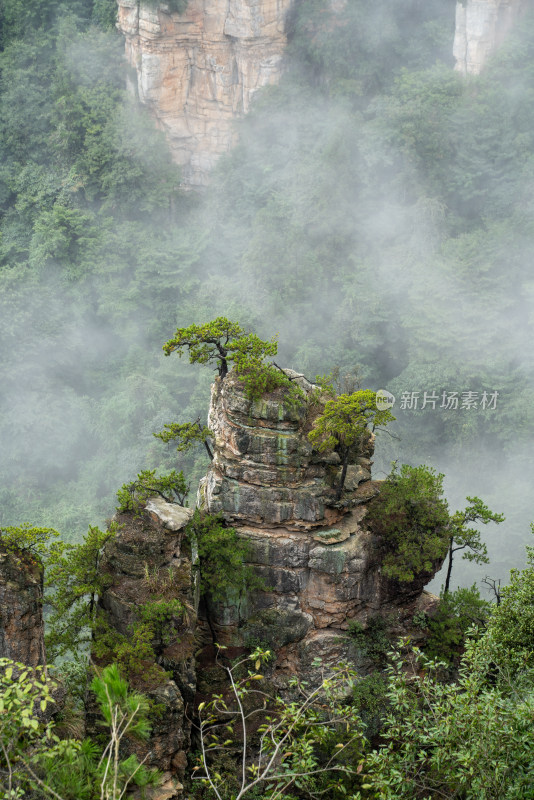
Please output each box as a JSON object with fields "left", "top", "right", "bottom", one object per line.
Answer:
{"left": 0, "top": 545, "right": 45, "bottom": 667}
{"left": 198, "top": 374, "right": 442, "bottom": 683}
{"left": 117, "top": 0, "right": 293, "bottom": 185}
{"left": 454, "top": 0, "right": 531, "bottom": 74}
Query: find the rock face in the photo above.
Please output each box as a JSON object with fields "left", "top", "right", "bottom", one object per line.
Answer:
{"left": 199, "top": 374, "right": 373, "bottom": 530}
{"left": 97, "top": 498, "right": 196, "bottom": 787}
{"left": 454, "top": 0, "right": 531, "bottom": 74}
{"left": 199, "top": 375, "right": 444, "bottom": 682}
{"left": 0, "top": 546, "right": 45, "bottom": 667}
{"left": 117, "top": 0, "right": 293, "bottom": 185}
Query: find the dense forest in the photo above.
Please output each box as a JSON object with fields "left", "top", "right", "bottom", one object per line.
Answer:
{"left": 1, "top": 0, "right": 534, "bottom": 797}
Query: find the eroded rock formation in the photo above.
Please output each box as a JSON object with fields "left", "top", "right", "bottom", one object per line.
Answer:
{"left": 0, "top": 546, "right": 45, "bottom": 667}
{"left": 199, "top": 374, "right": 443, "bottom": 683}
{"left": 454, "top": 0, "right": 531, "bottom": 74}
{"left": 96, "top": 499, "right": 196, "bottom": 794}
{"left": 199, "top": 373, "right": 374, "bottom": 530}
{"left": 117, "top": 0, "right": 293, "bottom": 185}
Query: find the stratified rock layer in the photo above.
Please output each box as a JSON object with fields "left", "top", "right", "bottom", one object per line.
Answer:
{"left": 0, "top": 546, "right": 45, "bottom": 667}
{"left": 117, "top": 0, "right": 293, "bottom": 185}
{"left": 454, "top": 0, "right": 530, "bottom": 74}
{"left": 199, "top": 374, "right": 373, "bottom": 530}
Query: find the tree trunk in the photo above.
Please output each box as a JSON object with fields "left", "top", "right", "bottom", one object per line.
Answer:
{"left": 204, "top": 440, "right": 213, "bottom": 461}
{"left": 444, "top": 539, "right": 454, "bottom": 594}
{"left": 335, "top": 452, "right": 349, "bottom": 501}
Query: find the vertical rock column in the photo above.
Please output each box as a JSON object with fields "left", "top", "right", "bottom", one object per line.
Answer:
{"left": 0, "top": 546, "right": 45, "bottom": 667}
{"left": 116, "top": 0, "right": 294, "bottom": 186}
{"left": 96, "top": 499, "right": 196, "bottom": 789}
{"left": 197, "top": 373, "right": 447, "bottom": 684}
{"left": 454, "top": 0, "right": 530, "bottom": 75}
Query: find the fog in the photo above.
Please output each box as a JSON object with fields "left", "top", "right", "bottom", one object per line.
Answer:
{"left": 1, "top": 0, "right": 533, "bottom": 592}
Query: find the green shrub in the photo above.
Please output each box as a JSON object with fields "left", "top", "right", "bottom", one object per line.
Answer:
{"left": 116, "top": 469, "right": 189, "bottom": 515}
{"left": 424, "top": 585, "right": 491, "bottom": 668}
{"left": 187, "top": 510, "right": 266, "bottom": 605}
{"left": 348, "top": 615, "right": 391, "bottom": 666}
{"left": 366, "top": 464, "right": 450, "bottom": 582}
{"left": 139, "top": 597, "right": 185, "bottom": 646}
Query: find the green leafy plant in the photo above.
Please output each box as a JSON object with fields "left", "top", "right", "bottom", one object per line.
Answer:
{"left": 45, "top": 523, "right": 118, "bottom": 662}
{"left": 366, "top": 464, "right": 450, "bottom": 582}
{"left": 0, "top": 658, "right": 160, "bottom": 800}
{"left": 92, "top": 617, "right": 169, "bottom": 688}
{"left": 444, "top": 497, "right": 505, "bottom": 593}
{"left": 0, "top": 523, "right": 60, "bottom": 564}
{"left": 154, "top": 418, "right": 214, "bottom": 460}
{"left": 139, "top": 597, "right": 186, "bottom": 647}
{"left": 480, "top": 526, "right": 534, "bottom": 675}
{"left": 348, "top": 614, "right": 392, "bottom": 666}
{"left": 187, "top": 511, "right": 265, "bottom": 606}
{"left": 162, "top": 317, "right": 304, "bottom": 403}
{"left": 364, "top": 642, "right": 534, "bottom": 799}
{"left": 193, "top": 646, "right": 366, "bottom": 800}
{"left": 116, "top": 469, "right": 189, "bottom": 515}
{"left": 163, "top": 317, "right": 278, "bottom": 380}
{"left": 424, "top": 585, "right": 491, "bottom": 668}
{"left": 308, "top": 390, "right": 395, "bottom": 500}
{"left": 351, "top": 671, "right": 389, "bottom": 741}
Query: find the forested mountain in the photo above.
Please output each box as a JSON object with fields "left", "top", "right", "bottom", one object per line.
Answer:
{"left": 2, "top": 2, "right": 534, "bottom": 798}
{"left": 1, "top": 0, "right": 534, "bottom": 589}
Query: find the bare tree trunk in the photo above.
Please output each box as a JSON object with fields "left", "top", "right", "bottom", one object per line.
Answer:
{"left": 204, "top": 440, "right": 213, "bottom": 460}
{"left": 444, "top": 540, "right": 454, "bottom": 594}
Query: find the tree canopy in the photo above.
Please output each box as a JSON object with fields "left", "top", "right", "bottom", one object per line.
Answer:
{"left": 309, "top": 390, "right": 395, "bottom": 499}
{"left": 162, "top": 317, "right": 278, "bottom": 379}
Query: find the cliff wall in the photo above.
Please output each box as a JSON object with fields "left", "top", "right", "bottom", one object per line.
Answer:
{"left": 117, "top": 0, "right": 293, "bottom": 186}
{"left": 0, "top": 546, "right": 45, "bottom": 667}
{"left": 454, "top": 0, "right": 531, "bottom": 74}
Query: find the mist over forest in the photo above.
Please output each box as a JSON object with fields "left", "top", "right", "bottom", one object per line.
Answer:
{"left": 1, "top": 0, "right": 534, "bottom": 594}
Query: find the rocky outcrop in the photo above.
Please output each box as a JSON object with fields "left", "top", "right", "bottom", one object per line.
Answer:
{"left": 198, "top": 374, "right": 445, "bottom": 683}
{"left": 0, "top": 546, "right": 45, "bottom": 667}
{"left": 454, "top": 0, "right": 531, "bottom": 74}
{"left": 199, "top": 374, "right": 373, "bottom": 530}
{"left": 117, "top": 0, "right": 293, "bottom": 185}
{"left": 96, "top": 499, "right": 196, "bottom": 791}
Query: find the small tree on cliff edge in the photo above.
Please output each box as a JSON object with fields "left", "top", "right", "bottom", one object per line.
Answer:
{"left": 162, "top": 317, "right": 304, "bottom": 403}
{"left": 309, "top": 390, "right": 395, "bottom": 500}
{"left": 162, "top": 317, "right": 277, "bottom": 379}
{"left": 444, "top": 497, "right": 504, "bottom": 594}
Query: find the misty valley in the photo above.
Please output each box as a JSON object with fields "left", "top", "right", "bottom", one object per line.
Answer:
{"left": 1, "top": 1, "right": 534, "bottom": 798}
